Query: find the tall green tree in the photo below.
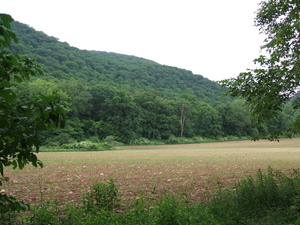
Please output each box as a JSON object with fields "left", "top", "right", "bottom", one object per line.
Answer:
{"left": 57, "top": 80, "right": 92, "bottom": 118}
{"left": 176, "top": 94, "right": 198, "bottom": 137}
{"left": 0, "top": 14, "right": 67, "bottom": 214}
{"left": 89, "top": 86, "right": 142, "bottom": 143}
{"left": 194, "top": 102, "right": 223, "bottom": 138}
{"left": 101, "top": 89, "right": 142, "bottom": 143}
{"left": 220, "top": 0, "right": 300, "bottom": 139}
{"left": 134, "top": 90, "right": 177, "bottom": 139}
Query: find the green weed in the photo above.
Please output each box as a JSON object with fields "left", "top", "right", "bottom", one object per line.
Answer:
{"left": 209, "top": 167, "right": 300, "bottom": 224}
{"left": 27, "top": 200, "right": 61, "bottom": 225}
{"left": 82, "top": 179, "right": 120, "bottom": 213}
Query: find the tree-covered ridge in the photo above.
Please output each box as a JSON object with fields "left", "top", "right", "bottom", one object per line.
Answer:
{"left": 6, "top": 18, "right": 298, "bottom": 145}
{"left": 10, "top": 21, "right": 229, "bottom": 103}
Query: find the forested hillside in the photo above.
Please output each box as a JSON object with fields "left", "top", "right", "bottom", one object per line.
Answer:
{"left": 10, "top": 21, "right": 228, "bottom": 103}
{"left": 8, "top": 21, "right": 298, "bottom": 145}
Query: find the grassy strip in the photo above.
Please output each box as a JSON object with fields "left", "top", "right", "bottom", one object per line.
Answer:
{"left": 3, "top": 167, "right": 300, "bottom": 224}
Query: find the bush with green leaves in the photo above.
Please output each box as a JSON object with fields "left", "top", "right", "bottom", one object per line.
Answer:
{"left": 28, "top": 200, "right": 61, "bottom": 225}
{"left": 83, "top": 179, "right": 120, "bottom": 213}
{"left": 103, "top": 136, "right": 123, "bottom": 146}
{"left": 209, "top": 167, "right": 300, "bottom": 224}
{"left": 0, "top": 13, "right": 67, "bottom": 217}
{"left": 166, "top": 135, "right": 215, "bottom": 144}
{"left": 60, "top": 141, "right": 112, "bottom": 150}
{"left": 130, "top": 137, "right": 165, "bottom": 145}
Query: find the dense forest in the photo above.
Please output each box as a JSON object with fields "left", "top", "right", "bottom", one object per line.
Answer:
{"left": 9, "top": 21, "right": 298, "bottom": 146}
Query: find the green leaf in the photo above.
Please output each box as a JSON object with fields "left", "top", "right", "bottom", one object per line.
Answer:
{"left": 0, "top": 88, "right": 15, "bottom": 103}
{"left": 11, "top": 160, "right": 18, "bottom": 169}
{"left": 0, "top": 163, "right": 3, "bottom": 176}
{"left": 31, "top": 153, "right": 38, "bottom": 167}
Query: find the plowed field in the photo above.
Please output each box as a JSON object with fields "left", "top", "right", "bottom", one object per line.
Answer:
{"left": 3, "top": 138, "right": 300, "bottom": 207}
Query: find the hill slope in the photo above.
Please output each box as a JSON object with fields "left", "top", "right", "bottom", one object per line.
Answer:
{"left": 10, "top": 21, "right": 229, "bottom": 103}
{"left": 6, "top": 20, "right": 296, "bottom": 144}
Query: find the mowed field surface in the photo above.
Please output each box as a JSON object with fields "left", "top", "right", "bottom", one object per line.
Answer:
{"left": 4, "top": 138, "right": 300, "bottom": 207}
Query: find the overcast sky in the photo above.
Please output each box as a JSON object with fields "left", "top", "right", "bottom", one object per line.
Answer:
{"left": 2, "top": 0, "right": 265, "bottom": 81}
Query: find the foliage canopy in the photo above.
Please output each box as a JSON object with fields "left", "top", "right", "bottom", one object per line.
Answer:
{"left": 221, "top": 0, "right": 300, "bottom": 139}
{"left": 9, "top": 20, "right": 229, "bottom": 103}
{"left": 0, "top": 14, "right": 67, "bottom": 214}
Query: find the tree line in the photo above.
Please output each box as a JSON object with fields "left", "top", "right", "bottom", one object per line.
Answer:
{"left": 14, "top": 78, "right": 298, "bottom": 145}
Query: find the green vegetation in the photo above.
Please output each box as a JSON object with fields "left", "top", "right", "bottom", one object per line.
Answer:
{"left": 4, "top": 168, "right": 300, "bottom": 224}
{"left": 221, "top": 0, "right": 300, "bottom": 141}
{"left": 5, "top": 14, "right": 297, "bottom": 145}
{"left": 0, "top": 14, "right": 67, "bottom": 215}
{"left": 10, "top": 21, "right": 228, "bottom": 102}
{"left": 1, "top": 0, "right": 300, "bottom": 223}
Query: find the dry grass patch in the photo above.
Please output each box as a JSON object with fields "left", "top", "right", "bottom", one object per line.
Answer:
{"left": 3, "top": 138, "right": 300, "bottom": 207}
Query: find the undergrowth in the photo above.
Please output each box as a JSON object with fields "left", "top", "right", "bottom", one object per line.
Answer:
{"left": 133, "top": 135, "right": 248, "bottom": 145}
{"left": 3, "top": 167, "right": 300, "bottom": 224}
{"left": 42, "top": 136, "right": 249, "bottom": 152}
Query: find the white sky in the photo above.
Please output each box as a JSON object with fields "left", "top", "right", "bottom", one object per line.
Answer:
{"left": 2, "top": 0, "right": 265, "bottom": 81}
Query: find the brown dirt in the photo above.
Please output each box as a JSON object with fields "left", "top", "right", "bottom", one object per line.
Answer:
{"left": 3, "top": 138, "right": 300, "bottom": 207}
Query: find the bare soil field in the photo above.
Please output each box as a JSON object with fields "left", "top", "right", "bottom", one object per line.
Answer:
{"left": 3, "top": 138, "right": 300, "bottom": 207}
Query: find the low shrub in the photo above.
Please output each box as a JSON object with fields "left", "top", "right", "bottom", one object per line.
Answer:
{"left": 209, "top": 167, "right": 300, "bottom": 224}
{"left": 103, "top": 136, "right": 124, "bottom": 146}
{"left": 82, "top": 179, "right": 120, "bottom": 213}
{"left": 60, "top": 141, "right": 113, "bottom": 151}
{"left": 28, "top": 200, "right": 61, "bottom": 225}
{"left": 130, "top": 138, "right": 165, "bottom": 145}
{"left": 166, "top": 135, "right": 241, "bottom": 144}
{"left": 166, "top": 135, "right": 192, "bottom": 144}
{"left": 130, "top": 137, "right": 152, "bottom": 145}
